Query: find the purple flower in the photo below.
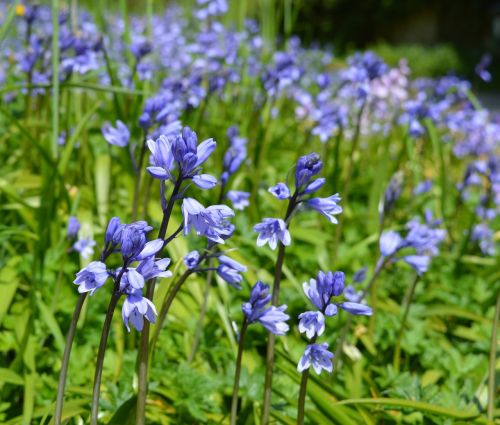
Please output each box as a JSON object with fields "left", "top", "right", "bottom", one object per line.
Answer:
{"left": 242, "top": 281, "right": 290, "bottom": 335}
{"left": 379, "top": 230, "right": 403, "bottom": 257}
{"left": 227, "top": 190, "right": 250, "bottom": 210}
{"left": 73, "top": 237, "right": 96, "bottom": 259}
{"left": 122, "top": 289, "right": 157, "bottom": 332}
{"left": 253, "top": 218, "right": 291, "bottom": 250}
{"left": 67, "top": 216, "right": 80, "bottom": 239}
{"left": 403, "top": 255, "right": 430, "bottom": 275}
{"left": 297, "top": 343, "right": 334, "bottom": 375}
{"left": 381, "top": 172, "right": 403, "bottom": 219}
{"left": 338, "top": 302, "right": 373, "bottom": 316}
{"left": 184, "top": 251, "right": 200, "bottom": 269}
{"left": 216, "top": 255, "right": 247, "bottom": 289}
{"left": 303, "top": 271, "right": 343, "bottom": 315}
{"left": 147, "top": 127, "right": 217, "bottom": 188}
{"left": 305, "top": 194, "right": 342, "bottom": 224}
{"left": 413, "top": 180, "right": 432, "bottom": 195}
{"left": 130, "top": 38, "right": 153, "bottom": 61}
{"left": 102, "top": 120, "right": 130, "bottom": 147}
{"left": 269, "top": 182, "right": 290, "bottom": 200}
{"left": 136, "top": 257, "right": 172, "bottom": 280}
{"left": 475, "top": 54, "right": 492, "bottom": 83}
{"left": 295, "top": 153, "right": 323, "bottom": 190}
{"left": 73, "top": 261, "right": 109, "bottom": 295}
{"left": 105, "top": 217, "right": 122, "bottom": 246}
{"left": 221, "top": 125, "right": 247, "bottom": 183}
{"left": 182, "top": 198, "right": 235, "bottom": 244}
{"left": 298, "top": 311, "right": 325, "bottom": 339}
{"left": 352, "top": 267, "right": 367, "bottom": 283}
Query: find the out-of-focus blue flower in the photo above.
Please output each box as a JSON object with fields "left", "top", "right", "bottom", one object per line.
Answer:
{"left": 242, "top": 281, "right": 290, "bottom": 335}
{"left": 269, "top": 182, "right": 290, "bottom": 200}
{"left": 221, "top": 125, "right": 247, "bottom": 184}
{"left": 184, "top": 250, "right": 200, "bottom": 269}
{"left": 352, "top": 267, "right": 367, "bottom": 283}
{"left": 297, "top": 343, "right": 333, "bottom": 375}
{"left": 216, "top": 255, "right": 247, "bottom": 289}
{"left": 305, "top": 194, "right": 342, "bottom": 224}
{"left": 414, "top": 180, "right": 433, "bottom": 195}
{"left": 102, "top": 120, "right": 130, "bottom": 147}
{"left": 253, "top": 218, "right": 291, "bottom": 249}
{"left": 472, "top": 223, "right": 496, "bottom": 256}
{"left": 338, "top": 302, "right": 373, "bottom": 315}
{"left": 227, "top": 190, "right": 250, "bottom": 210}
{"left": 105, "top": 217, "right": 122, "bottom": 247}
{"left": 130, "top": 38, "right": 153, "bottom": 61}
{"left": 403, "top": 255, "right": 430, "bottom": 275}
{"left": 67, "top": 216, "right": 80, "bottom": 239}
{"left": 182, "top": 198, "right": 235, "bottom": 243}
{"left": 122, "top": 288, "right": 157, "bottom": 332}
{"left": 404, "top": 218, "right": 446, "bottom": 256}
{"left": 73, "top": 237, "right": 96, "bottom": 259}
{"left": 195, "top": 0, "right": 228, "bottom": 20}
{"left": 379, "top": 230, "right": 403, "bottom": 257}
{"left": 73, "top": 261, "right": 109, "bottom": 295}
{"left": 298, "top": 311, "right": 325, "bottom": 339}
{"left": 475, "top": 54, "right": 492, "bottom": 83}
{"left": 381, "top": 172, "right": 403, "bottom": 220}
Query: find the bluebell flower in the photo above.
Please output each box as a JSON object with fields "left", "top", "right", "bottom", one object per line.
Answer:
{"left": 295, "top": 153, "right": 323, "bottom": 190}
{"left": 305, "top": 194, "right": 342, "bottom": 224}
{"left": 404, "top": 219, "right": 446, "bottom": 256}
{"left": 182, "top": 198, "right": 235, "bottom": 243}
{"left": 221, "top": 125, "right": 247, "bottom": 184}
{"left": 268, "top": 182, "right": 290, "bottom": 200}
{"left": 130, "top": 38, "right": 153, "bottom": 61}
{"left": 122, "top": 289, "right": 157, "bottom": 332}
{"left": 403, "top": 255, "right": 430, "bottom": 275}
{"left": 216, "top": 255, "right": 247, "bottom": 289}
{"left": 227, "top": 190, "right": 250, "bottom": 210}
{"left": 253, "top": 218, "right": 291, "bottom": 250}
{"left": 338, "top": 302, "right": 373, "bottom": 316}
{"left": 475, "top": 54, "right": 492, "bottom": 83}
{"left": 73, "top": 237, "right": 96, "bottom": 259}
{"left": 352, "top": 267, "right": 367, "bottom": 283}
{"left": 379, "top": 230, "right": 403, "bottom": 257}
{"left": 242, "top": 281, "right": 290, "bottom": 335}
{"left": 136, "top": 257, "right": 172, "bottom": 280}
{"left": 67, "top": 216, "right": 80, "bottom": 239}
{"left": 297, "top": 343, "right": 334, "bottom": 375}
{"left": 102, "top": 120, "right": 130, "bottom": 147}
{"left": 104, "top": 217, "right": 122, "bottom": 246}
{"left": 298, "top": 311, "right": 325, "bottom": 339}
{"left": 472, "top": 223, "right": 496, "bottom": 256}
{"left": 147, "top": 127, "right": 217, "bottom": 189}
{"left": 119, "top": 269, "right": 146, "bottom": 291}
{"left": 73, "top": 261, "right": 109, "bottom": 295}
{"left": 413, "top": 180, "right": 432, "bottom": 195}
{"left": 184, "top": 251, "right": 200, "bottom": 269}
{"left": 381, "top": 172, "right": 403, "bottom": 219}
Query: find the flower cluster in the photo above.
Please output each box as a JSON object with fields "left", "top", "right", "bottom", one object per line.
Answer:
{"left": 379, "top": 211, "right": 446, "bottom": 275}
{"left": 73, "top": 217, "right": 171, "bottom": 331}
{"left": 242, "top": 281, "right": 290, "bottom": 335}
{"left": 297, "top": 270, "right": 372, "bottom": 375}
{"left": 253, "top": 153, "right": 342, "bottom": 249}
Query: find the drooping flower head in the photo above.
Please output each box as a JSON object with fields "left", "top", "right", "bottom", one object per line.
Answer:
{"left": 253, "top": 218, "right": 291, "bottom": 250}
{"left": 242, "top": 281, "right": 290, "bottom": 335}
{"left": 295, "top": 153, "right": 323, "bottom": 191}
{"left": 121, "top": 288, "right": 158, "bottom": 332}
{"left": 216, "top": 255, "right": 247, "bottom": 289}
{"left": 147, "top": 126, "right": 217, "bottom": 189}
{"left": 67, "top": 216, "right": 80, "bottom": 239}
{"left": 182, "top": 198, "right": 235, "bottom": 243}
{"left": 297, "top": 343, "right": 334, "bottom": 375}
{"left": 102, "top": 120, "right": 130, "bottom": 147}
{"left": 73, "top": 261, "right": 109, "bottom": 295}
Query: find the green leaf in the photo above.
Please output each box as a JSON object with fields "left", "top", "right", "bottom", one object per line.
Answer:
{"left": 37, "top": 295, "right": 65, "bottom": 354}
{"left": 0, "top": 368, "right": 24, "bottom": 386}
{"left": 334, "top": 398, "right": 481, "bottom": 420}
{"left": 107, "top": 395, "right": 137, "bottom": 425}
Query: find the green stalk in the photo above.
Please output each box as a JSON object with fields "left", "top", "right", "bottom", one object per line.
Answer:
{"left": 393, "top": 275, "right": 420, "bottom": 372}
{"left": 297, "top": 336, "right": 317, "bottom": 425}
{"left": 51, "top": 0, "right": 60, "bottom": 159}
{"left": 261, "top": 193, "right": 298, "bottom": 425}
{"left": 136, "top": 177, "right": 183, "bottom": 425}
{"left": 230, "top": 320, "right": 248, "bottom": 425}
{"left": 90, "top": 292, "right": 121, "bottom": 425}
{"left": 54, "top": 293, "right": 87, "bottom": 425}
{"left": 487, "top": 292, "right": 500, "bottom": 422}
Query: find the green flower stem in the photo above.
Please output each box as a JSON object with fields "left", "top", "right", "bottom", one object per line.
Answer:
{"left": 230, "top": 320, "right": 248, "bottom": 425}
{"left": 261, "top": 193, "right": 298, "bottom": 425}
{"left": 90, "top": 291, "right": 121, "bottom": 425}
{"left": 487, "top": 292, "right": 500, "bottom": 422}
{"left": 54, "top": 292, "right": 87, "bottom": 425}
{"left": 136, "top": 176, "right": 183, "bottom": 425}
{"left": 393, "top": 274, "right": 420, "bottom": 372}
{"left": 297, "top": 335, "right": 317, "bottom": 425}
